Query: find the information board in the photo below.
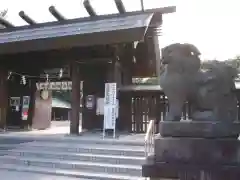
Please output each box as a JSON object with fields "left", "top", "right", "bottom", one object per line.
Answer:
{"left": 103, "top": 83, "right": 117, "bottom": 138}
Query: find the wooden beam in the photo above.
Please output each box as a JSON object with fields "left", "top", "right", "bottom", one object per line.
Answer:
{"left": 114, "top": 0, "right": 126, "bottom": 14}
{"left": 83, "top": 0, "right": 97, "bottom": 16}
{"left": 0, "top": 68, "right": 8, "bottom": 129}
{"left": 140, "top": 0, "right": 144, "bottom": 11}
{"left": 19, "top": 11, "right": 37, "bottom": 25}
{"left": 0, "top": 46, "right": 114, "bottom": 70}
{"left": 152, "top": 26, "right": 161, "bottom": 82}
{"left": 120, "top": 43, "right": 134, "bottom": 85}
{"left": 26, "top": 78, "right": 37, "bottom": 128}
{"left": 0, "top": 17, "right": 14, "bottom": 28}
{"left": 49, "top": 6, "right": 66, "bottom": 21}
{"left": 145, "top": 26, "right": 162, "bottom": 79}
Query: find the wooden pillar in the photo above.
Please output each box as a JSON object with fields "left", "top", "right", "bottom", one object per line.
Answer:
{"left": 32, "top": 90, "right": 52, "bottom": 130}
{"left": 107, "top": 58, "right": 121, "bottom": 84}
{"left": 0, "top": 68, "right": 8, "bottom": 129}
{"left": 26, "top": 79, "right": 37, "bottom": 129}
{"left": 153, "top": 27, "right": 161, "bottom": 84}
{"left": 146, "top": 25, "right": 162, "bottom": 83}
{"left": 70, "top": 61, "right": 80, "bottom": 134}
{"left": 118, "top": 44, "right": 134, "bottom": 132}
{"left": 120, "top": 43, "right": 134, "bottom": 85}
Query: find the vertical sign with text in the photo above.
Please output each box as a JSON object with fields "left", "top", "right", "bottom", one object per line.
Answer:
{"left": 103, "top": 83, "right": 117, "bottom": 138}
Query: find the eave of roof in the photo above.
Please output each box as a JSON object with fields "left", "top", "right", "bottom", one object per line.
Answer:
{"left": 0, "top": 13, "right": 153, "bottom": 44}
{"left": 0, "top": 6, "right": 176, "bottom": 33}
{"left": 0, "top": 6, "right": 176, "bottom": 54}
{"left": 0, "top": 14, "right": 152, "bottom": 54}
{"left": 119, "top": 82, "right": 240, "bottom": 92}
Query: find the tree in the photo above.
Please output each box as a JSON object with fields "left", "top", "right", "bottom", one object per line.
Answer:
{"left": 0, "top": 9, "right": 8, "bottom": 29}
{"left": 52, "top": 90, "right": 71, "bottom": 103}
{"left": 0, "top": 9, "right": 7, "bottom": 17}
{"left": 225, "top": 55, "right": 240, "bottom": 81}
{"left": 225, "top": 56, "right": 240, "bottom": 69}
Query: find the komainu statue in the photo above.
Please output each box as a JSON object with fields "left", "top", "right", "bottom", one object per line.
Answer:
{"left": 160, "top": 43, "right": 238, "bottom": 122}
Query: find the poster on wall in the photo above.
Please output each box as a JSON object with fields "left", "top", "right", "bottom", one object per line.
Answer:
{"left": 86, "top": 95, "right": 95, "bottom": 110}
{"left": 10, "top": 97, "right": 21, "bottom": 112}
{"left": 96, "top": 97, "right": 119, "bottom": 118}
{"left": 22, "top": 96, "right": 30, "bottom": 120}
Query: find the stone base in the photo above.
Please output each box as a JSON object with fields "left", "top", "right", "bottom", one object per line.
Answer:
{"left": 142, "top": 162, "right": 240, "bottom": 180}
{"left": 154, "top": 137, "right": 240, "bottom": 165}
{"left": 159, "top": 121, "right": 240, "bottom": 138}
{"left": 142, "top": 137, "right": 240, "bottom": 179}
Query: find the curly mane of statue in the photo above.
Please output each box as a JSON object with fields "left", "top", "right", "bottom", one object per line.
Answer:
{"left": 160, "top": 43, "right": 238, "bottom": 122}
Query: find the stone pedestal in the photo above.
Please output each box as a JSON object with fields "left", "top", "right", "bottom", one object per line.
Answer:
{"left": 142, "top": 121, "right": 240, "bottom": 180}
{"left": 159, "top": 121, "right": 240, "bottom": 138}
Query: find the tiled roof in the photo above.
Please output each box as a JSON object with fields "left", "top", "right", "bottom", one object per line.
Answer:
{"left": 0, "top": 13, "right": 153, "bottom": 44}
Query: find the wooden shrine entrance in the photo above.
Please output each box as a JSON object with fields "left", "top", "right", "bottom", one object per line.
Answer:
{"left": 0, "top": 1, "right": 175, "bottom": 134}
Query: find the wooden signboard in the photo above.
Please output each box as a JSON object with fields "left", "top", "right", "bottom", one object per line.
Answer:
{"left": 36, "top": 81, "right": 72, "bottom": 90}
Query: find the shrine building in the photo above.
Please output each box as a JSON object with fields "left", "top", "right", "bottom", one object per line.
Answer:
{"left": 0, "top": 0, "right": 176, "bottom": 134}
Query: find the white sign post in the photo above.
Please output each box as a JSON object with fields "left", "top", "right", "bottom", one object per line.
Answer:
{"left": 103, "top": 83, "right": 117, "bottom": 139}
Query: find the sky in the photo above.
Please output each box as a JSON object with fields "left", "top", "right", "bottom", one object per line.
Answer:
{"left": 1, "top": 0, "right": 240, "bottom": 60}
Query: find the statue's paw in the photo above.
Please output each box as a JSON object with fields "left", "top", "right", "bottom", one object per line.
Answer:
{"left": 165, "top": 114, "right": 181, "bottom": 121}
{"left": 192, "top": 111, "right": 216, "bottom": 121}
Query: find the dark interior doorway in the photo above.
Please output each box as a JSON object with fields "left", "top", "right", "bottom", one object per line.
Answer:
{"left": 7, "top": 76, "right": 31, "bottom": 129}
{"left": 81, "top": 63, "right": 106, "bottom": 131}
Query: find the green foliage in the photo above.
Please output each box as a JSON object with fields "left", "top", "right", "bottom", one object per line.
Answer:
{"left": 132, "top": 77, "right": 159, "bottom": 85}
{"left": 0, "top": 9, "right": 8, "bottom": 29}
{"left": 0, "top": 9, "right": 7, "bottom": 17}
{"left": 52, "top": 90, "right": 71, "bottom": 103}
{"left": 201, "top": 56, "right": 240, "bottom": 81}
{"left": 134, "top": 56, "right": 240, "bottom": 85}
{"left": 225, "top": 56, "right": 240, "bottom": 69}
{"left": 202, "top": 56, "right": 240, "bottom": 70}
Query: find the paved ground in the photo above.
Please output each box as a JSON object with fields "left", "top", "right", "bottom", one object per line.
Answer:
{"left": 0, "top": 121, "right": 145, "bottom": 142}
{"left": 0, "top": 170, "right": 82, "bottom": 180}
{"left": 0, "top": 121, "right": 79, "bottom": 136}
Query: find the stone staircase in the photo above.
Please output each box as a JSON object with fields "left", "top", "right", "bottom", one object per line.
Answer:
{"left": 0, "top": 136, "right": 145, "bottom": 180}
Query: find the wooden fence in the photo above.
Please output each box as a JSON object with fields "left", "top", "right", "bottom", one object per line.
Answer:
{"left": 118, "top": 90, "right": 240, "bottom": 133}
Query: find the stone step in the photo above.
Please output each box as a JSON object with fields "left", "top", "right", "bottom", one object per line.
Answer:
{"left": 0, "top": 164, "right": 144, "bottom": 180}
{"left": 0, "top": 155, "right": 142, "bottom": 176}
{"left": 0, "top": 170, "right": 91, "bottom": 180}
{"left": 0, "top": 142, "right": 145, "bottom": 156}
{"left": 4, "top": 149, "right": 145, "bottom": 165}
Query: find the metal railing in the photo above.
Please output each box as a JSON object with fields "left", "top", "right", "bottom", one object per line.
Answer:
{"left": 144, "top": 119, "right": 155, "bottom": 157}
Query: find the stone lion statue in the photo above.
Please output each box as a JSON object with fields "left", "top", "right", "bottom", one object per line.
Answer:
{"left": 160, "top": 43, "right": 238, "bottom": 122}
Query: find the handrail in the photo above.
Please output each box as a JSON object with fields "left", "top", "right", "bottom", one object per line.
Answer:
{"left": 144, "top": 120, "right": 154, "bottom": 142}
{"left": 144, "top": 119, "right": 155, "bottom": 157}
